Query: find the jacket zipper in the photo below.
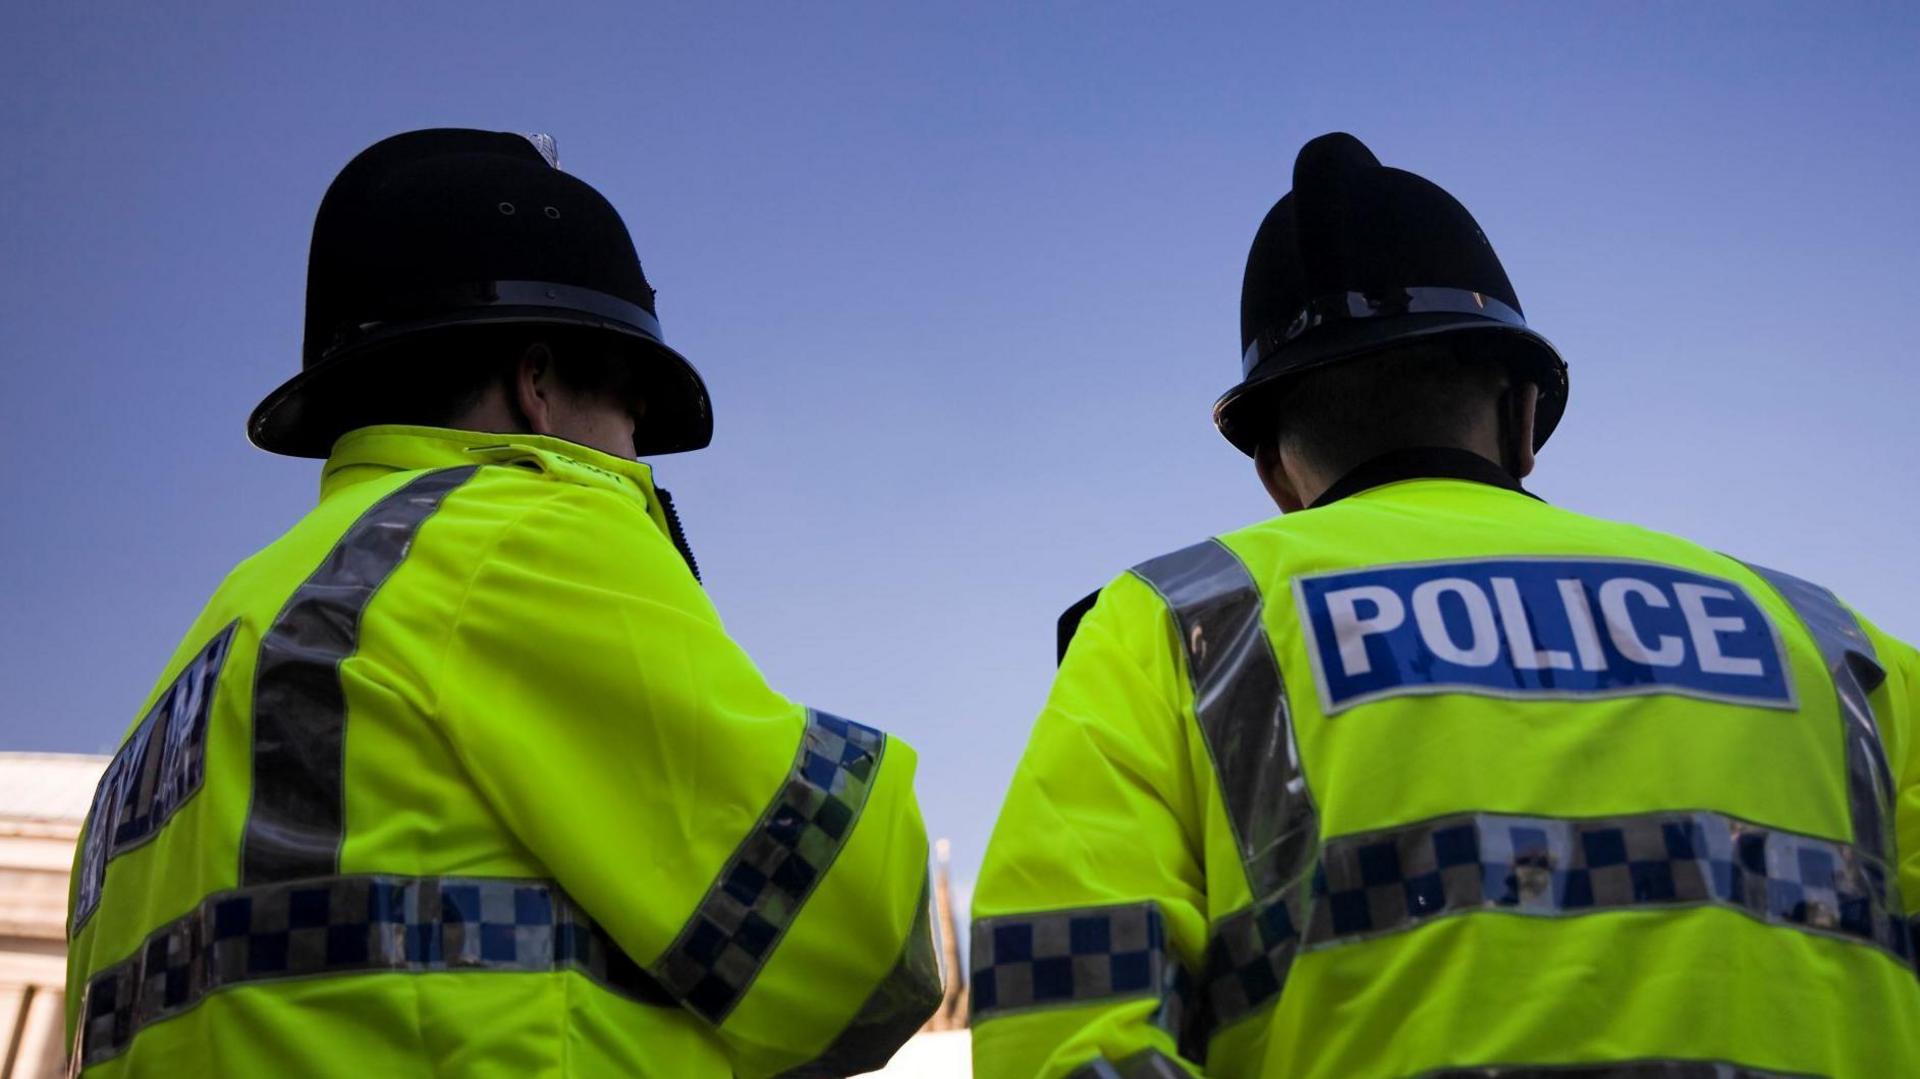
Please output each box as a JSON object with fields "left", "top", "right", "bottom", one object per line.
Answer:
{"left": 655, "top": 488, "right": 702, "bottom": 583}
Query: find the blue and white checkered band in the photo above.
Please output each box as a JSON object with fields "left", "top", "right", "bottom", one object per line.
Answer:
{"left": 651, "top": 709, "right": 885, "bottom": 1024}
{"left": 76, "top": 874, "right": 670, "bottom": 1069}
{"left": 1241, "top": 286, "right": 1528, "bottom": 377}
{"left": 970, "top": 902, "right": 1190, "bottom": 1036}
{"left": 1191, "top": 809, "right": 1913, "bottom": 1047}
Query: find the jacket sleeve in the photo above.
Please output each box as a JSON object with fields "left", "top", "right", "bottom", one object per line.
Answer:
{"left": 434, "top": 483, "right": 940, "bottom": 1078}
{"left": 972, "top": 572, "right": 1211, "bottom": 1078}
{"left": 1874, "top": 622, "right": 1920, "bottom": 965}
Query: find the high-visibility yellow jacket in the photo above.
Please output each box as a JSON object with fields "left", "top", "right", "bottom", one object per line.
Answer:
{"left": 972, "top": 449, "right": 1920, "bottom": 1078}
{"left": 66, "top": 426, "right": 940, "bottom": 1077}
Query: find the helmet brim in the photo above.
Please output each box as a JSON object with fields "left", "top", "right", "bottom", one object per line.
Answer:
{"left": 248, "top": 309, "right": 713, "bottom": 459}
{"left": 1213, "top": 316, "right": 1568, "bottom": 457}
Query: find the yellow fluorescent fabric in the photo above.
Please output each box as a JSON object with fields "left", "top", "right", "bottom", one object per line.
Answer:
{"left": 974, "top": 475, "right": 1920, "bottom": 1078}
{"left": 67, "top": 426, "right": 939, "bottom": 1077}
{"left": 1900, "top": 632, "right": 1920, "bottom": 861}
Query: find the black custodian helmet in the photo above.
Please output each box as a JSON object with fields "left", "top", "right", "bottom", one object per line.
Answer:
{"left": 1215, "top": 132, "right": 1568, "bottom": 456}
{"left": 249, "top": 128, "right": 711, "bottom": 458}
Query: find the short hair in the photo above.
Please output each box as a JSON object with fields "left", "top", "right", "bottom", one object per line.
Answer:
{"left": 336, "top": 325, "right": 632, "bottom": 432}
{"left": 1268, "top": 340, "right": 1510, "bottom": 478}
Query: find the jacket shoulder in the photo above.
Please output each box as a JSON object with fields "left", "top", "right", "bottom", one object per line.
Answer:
{"left": 1056, "top": 533, "right": 1260, "bottom": 661}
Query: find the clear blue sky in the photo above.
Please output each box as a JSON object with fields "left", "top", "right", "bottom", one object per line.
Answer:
{"left": 4, "top": 4, "right": 1917, "bottom": 900}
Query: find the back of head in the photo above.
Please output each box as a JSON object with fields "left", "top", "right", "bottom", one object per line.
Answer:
{"left": 1216, "top": 132, "right": 1568, "bottom": 466}
{"left": 249, "top": 128, "right": 713, "bottom": 459}
{"left": 313, "top": 323, "right": 632, "bottom": 435}
{"left": 1271, "top": 340, "right": 1510, "bottom": 482}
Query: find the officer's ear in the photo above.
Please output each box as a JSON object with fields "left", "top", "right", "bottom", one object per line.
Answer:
{"left": 512, "top": 342, "right": 561, "bottom": 436}
{"left": 1256, "top": 438, "right": 1306, "bottom": 513}
{"left": 1503, "top": 382, "right": 1540, "bottom": 480}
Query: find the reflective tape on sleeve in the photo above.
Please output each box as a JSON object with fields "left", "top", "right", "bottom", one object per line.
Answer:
{"left": 1191, "top": 888, "right": 1304, "bottom": 1045}
{"left": 970, "top": 901, "right": 1190, "bottom": 1036}
{"left": 650, "top": 709, "right": 886, "bottom": 1024}
{"left": 242, "top": 466, "right": 479, "bottom": 884}
{"left": 1130, "top": 539, "right": 1318, "bottom": 906}
{"left": 77, "top": 873, "right": 669, "bottom": 1068}
{"left": 773, "top": 876, "right": 942, "bottom": 1078}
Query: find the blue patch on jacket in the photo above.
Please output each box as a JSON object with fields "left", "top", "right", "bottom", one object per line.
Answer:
{"left": 1293, "top": 558, "right": 1794, "bottom": 714}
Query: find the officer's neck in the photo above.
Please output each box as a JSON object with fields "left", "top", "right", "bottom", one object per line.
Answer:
{"left": 1305, "top": 446, "right": 1534, "bottom": 510}
{"left": 1270, "top": 389, "right": 1539, "bottom": 512}
{"left": 1265, "top": 437, "right": 1492, "bottom": 512}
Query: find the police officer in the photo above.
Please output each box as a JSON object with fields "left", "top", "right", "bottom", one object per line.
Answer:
{"left": 65, "top": 129, "right": 940, "bottom": 1076}
{"left": 970, "top": 133, "right": 1920, "bottom": 1077}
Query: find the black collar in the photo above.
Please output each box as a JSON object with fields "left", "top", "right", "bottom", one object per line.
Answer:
{"left": 1309, "top": 446, "right": 1538, "bottom": 509}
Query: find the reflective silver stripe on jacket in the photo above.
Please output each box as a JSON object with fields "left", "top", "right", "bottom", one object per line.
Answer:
{"left": 650, "top": 709, "right": 886, "bottom": 1023}
{"left": 1131, "top": 539, "right": 1317, "bottom": 904}
{"left": 1067, "top": 1048, "right": 1195, "bottom": 1078}
{"left": 775, "top": 876, "right": 943, "bottom": 1078}
{"left": 1738, "top": 561, "right": 1894, "bottom": 863}
{"left": 971, "top": 901, "right": 1189, "bottom": 1037}
{"left": 1130, "top": 538, "right": 1315, "bottom": 1057}
{"left": 241, "top": 466, "right": 479, "bottom": 884}
{"left": 77, "top": 873, "right": 670, "bottom": 1068}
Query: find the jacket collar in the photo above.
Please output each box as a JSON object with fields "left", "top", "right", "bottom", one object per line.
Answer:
{"left": 1309, "top": 446, "right": 1539, "bottom": 509}
{"left": 320, "top": 426, "right": 659, "bottom": 506}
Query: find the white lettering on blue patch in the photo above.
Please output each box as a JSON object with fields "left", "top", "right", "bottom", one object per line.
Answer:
{"left": 1293, "top": 559, "right": 1794, "bottom": 715}
{"left": 72, "top": 622, "right": 236, "bottom": 934}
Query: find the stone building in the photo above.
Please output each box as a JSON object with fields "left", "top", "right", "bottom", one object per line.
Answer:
{"left": 1, "top": 753, "right": 105, "bottom": 1078}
